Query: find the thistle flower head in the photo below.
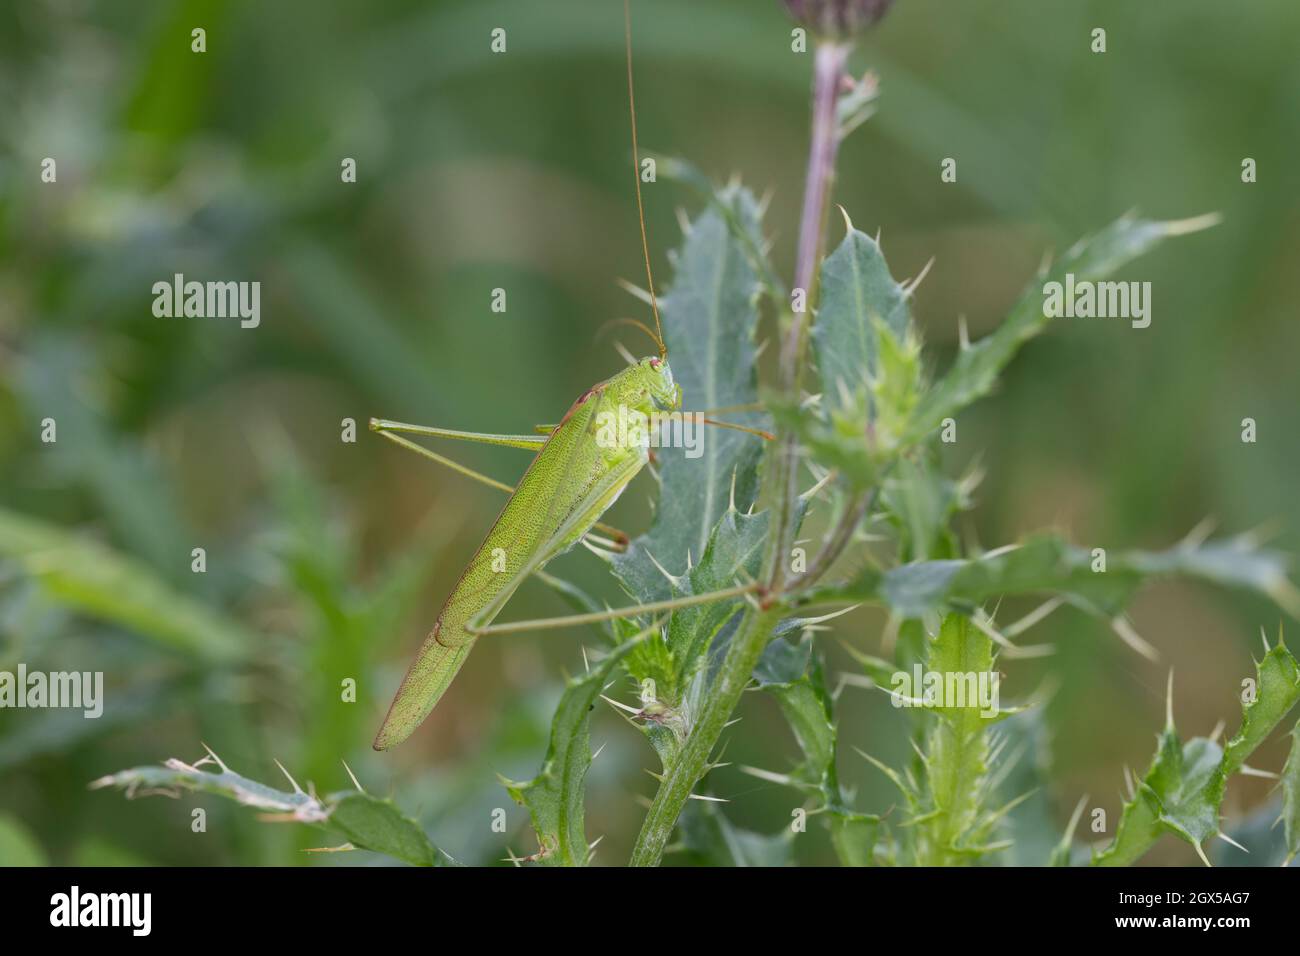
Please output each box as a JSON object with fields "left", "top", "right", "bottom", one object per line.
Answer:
{"left": 783, "top": 0, "right": 895, "bottom": 39}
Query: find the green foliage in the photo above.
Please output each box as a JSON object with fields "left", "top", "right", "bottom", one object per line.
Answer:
{"left": 0, "top": 508, "right": 251, "bottom": 660}
{"left": 849, "top": 614, "right": 1024, "bottom": 866}
{"left": 904, "top": 214, "right": 1218, "bottom": 444}
{"left": 750, "top": 635, "right": 880, "bottom": 864}
{"left": 612, "top": 186, "right": 767, "bottom": 604}
{"left": 328, "top": 793, "right": 450, "bottom": 868}
{"left": 1094, "top": 637, "right": 1300, "bottom": 866}
{"left": 90, "top": 748, "right": 455, "bottom": 867}
{"left": 600, "top": 185, "right": 781, "bottom": 800}
{"left": 673, "top": 800, "right": 794, "bottom": 867}
{"left": 88, "top": 174, "right": 1297, "bottom": 869}
{"left": 14, "top": 1, "right": 1299, "bottom": 870}
{"left": 502, "top": 634, "right": 644, "bottom": 866}
{"left": 813, "top": 220, "right": 913, "bottom": 417}
{"left": 607, "top": 161, "right": 1292, "bottom": 866}
{"left": 909, "top": 615, "right": 1014, "bottom": 863}
{"left": 664, "top": 508, "right": 771, "bottom": 682}
{"left": 1282, "top": 724, "right": 1300, "bottom": 866}
{"left": 807, "top": 532, "right": 1298, "bottom": 624}
{"left": 879, "top": 453, "right": 966, "bottom": 562}
{"left": 0, "top": 814, "right": 48, "bottom": 866}
{"left": 774, "top": 226, "right": 925, "bottom": 489}
{"left": 776, "top": 214, "right": 1225, "bottom": 495}
{"left": 657, "top": 182, "right": 1296, "bottom": 868}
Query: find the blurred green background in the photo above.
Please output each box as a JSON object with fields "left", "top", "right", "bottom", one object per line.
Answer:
{"left": 1, "top": 0, "right": 1297, "bottom": 866}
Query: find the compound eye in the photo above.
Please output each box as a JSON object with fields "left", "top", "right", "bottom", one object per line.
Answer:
{"left": 648, "top": 357, "right": 662, "bottom": 369}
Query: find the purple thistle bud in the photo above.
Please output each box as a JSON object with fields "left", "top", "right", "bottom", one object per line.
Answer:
{"left": 782, "top": 0, "right": 895, "bottom": 39}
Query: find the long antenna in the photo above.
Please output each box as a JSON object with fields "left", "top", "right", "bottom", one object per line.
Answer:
{"left": 624, "top": 0, "right": 665, "bottom": 359}
{"left": 595, "top": 316, "right": 666, "bottom": 354}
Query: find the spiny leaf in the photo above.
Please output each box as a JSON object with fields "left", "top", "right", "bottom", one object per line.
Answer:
{"left": 827, "top": 813, "right": 881, "bottom": 867}
{"left": 667, "top": 506, "right": 771, "bottom": 684}
{"left": 620, "top": 504, "right": 781, "bottom": 766}
{"left": 1281, "top": 722, "right": 1300, "bottom": 866}
{"left": 1223, "top": 638, "right": 1300, "bottom": 774}
{"left": 653, "top": 154, "right": 786, "bottom": 304}
{"left": 855, "top": 614, "right": 1021, "bottom": 866}
{"left": 808, "top": 532, "right": 1298, "bottom": 623}
{"left": 752, "top": 636, "right": 881, "bottom": 865}
{"left": 625, "top": 484, "right": 804, "bottom": 725}
{"left": 780, "top": 213, "right": 925, "bottom": 489}
{"left": 1147, "top": 733, "right": 1225, "bottom": 848}
{"left": 328, "top": 793, "right": 451, "bottom": 867}
{"left": 674, "top": 799, "right": 794, "bottom": 867}
{"left": 92, "top": 759, "right": 328, "bottom": 817}
{"left": 906, "top": 213, "right": 1218, "bottom": 442}
{"left": 880, "top": 453, "right": 966, "bottom": 562}
{"left": 1049, "top": 795, "right": 1089, "bottom": 868}
{"left": 502, "top": 634, "right": 644, "bottom": 866}
{"left": 0, "top": 508, "right": 251, "bottom": 661}
{"left": 813, "top": 221, "right": 912, "bottom": 414}
{"left": 769, "top": 315, "right": 924, "bottom": 490}
{"left": 916, "top": 614, "right": 1002, "bottom": 862}
{"left": 613, "top": 185, "right": 766, "bottom": 603}
{"left": 90, "top": 752, "right": 455, "bottom": 866}
{"left": 1094, "top": 638, "right": 1300, "bottom": 866}
{"left": 754, "top": 637, "right": 835, "bottom": 777}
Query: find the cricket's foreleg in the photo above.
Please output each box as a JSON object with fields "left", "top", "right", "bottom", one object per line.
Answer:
{"left": 371, "top": 424, "right": 627, "bottom": 550}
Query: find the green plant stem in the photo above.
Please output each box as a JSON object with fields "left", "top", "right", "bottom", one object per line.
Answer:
{"left": 786, "top": 40, "right": 852, "bottom": 374}
{"left": 768, "top": 39, "right": 851, "bottom": 591}
{"left": 628, "top": 602, "right": 785, "bottom": 866}
{"left": 788, "top": 488, "right": 873, "bottom": 594}
{"left": 630, "top": 38, "right": 852, "bottom": 869}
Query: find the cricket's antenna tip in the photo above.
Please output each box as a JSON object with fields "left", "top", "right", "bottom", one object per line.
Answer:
{"left": 625, "top": 0, "right": 665, "bottom": 360}
{"left": 597, "top": 317, "right": 663, "bottom": 356}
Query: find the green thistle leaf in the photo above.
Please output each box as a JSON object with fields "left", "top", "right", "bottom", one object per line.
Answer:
{"left": 813, "top": 221, "right": 913, "bottom": 415}
{"left": 91, "top": 751, "right": 453, "bottom": 866}
{"left": 503, "top": 634, "right": 645, "bottom": 866}
{"left": 807, "top": 532, "right": 1298, "bottom": 624}
{"left": 751, "top": 635, "right": 881, "bottom": 865}
{"left": 906, "top": 213, "right": 1218, "bottom": 443}
{"left": 1094, "top": 638, "right": 1300, "bottom": 866}
{"left": 1281, "top": 722, "right": 1300, "bottom": 866}
{"left": 613, "top": 186, "right": 767, "bottom": 604}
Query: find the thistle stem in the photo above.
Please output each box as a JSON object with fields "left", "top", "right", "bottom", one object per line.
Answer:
{"left": 767, "top": 39, "right": 851, "bottom": 591}
{"left": 786, "top": 40, "right": 851, "bottom": 380}
{"left": 787, "top": 488, "right": 872, "bottom": 593}
{"left": 628, "top": 602, "right": 785, "bottom": 866}
{"left": 629, "top": 38, "right": 854, "bottom": 868}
